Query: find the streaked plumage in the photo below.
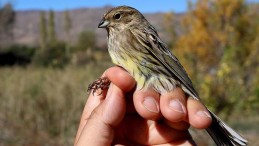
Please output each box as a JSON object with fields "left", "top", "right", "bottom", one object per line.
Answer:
{"left": 98, "top": 6, "right": 247, "bottom": 146}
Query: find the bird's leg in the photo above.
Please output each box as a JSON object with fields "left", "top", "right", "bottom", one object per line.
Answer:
{"left": 88, "top": 77, "right": 111, "bottom": 95}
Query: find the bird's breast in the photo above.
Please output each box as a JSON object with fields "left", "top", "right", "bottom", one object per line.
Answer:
{"left": 107, "top": 29, "right": 178, "bottom": 93}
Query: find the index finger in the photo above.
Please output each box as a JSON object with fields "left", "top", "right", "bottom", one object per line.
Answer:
{"left": 105, "top": 66, "right": 136, "bottom": 92}
{"left": 75, "top": 87, "right": 107, "bottom": 143}
{"left": 75, "top": 66, "right": 136, "bottom": 142}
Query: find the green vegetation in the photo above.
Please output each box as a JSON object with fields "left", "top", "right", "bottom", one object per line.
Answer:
{"left": 39, "top": 11, "right": 47, "bottom": 50}
{"left": 0, "top": 3, "right": 15, "bottom": 47}
{"left": 165, "top": 0, "right": 259, "bottom": 117}
{"left": 0, "top": 63, "right": 112, "bottom": 146}
{"left": 0, "top": 0, "right": 258, "bottom": 145}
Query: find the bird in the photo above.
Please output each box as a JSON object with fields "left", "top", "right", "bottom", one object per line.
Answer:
{"left": 89, "top": 5, "right": 248, "bottom": 146}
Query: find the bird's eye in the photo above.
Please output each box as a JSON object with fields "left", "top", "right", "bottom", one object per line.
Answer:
{"left": 114, "top": 13, "right": 121, "bottom": 20}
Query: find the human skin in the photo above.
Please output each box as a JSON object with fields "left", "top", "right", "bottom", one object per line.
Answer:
{"left": 74, "top": 66, "right": 212, "bottom": 146}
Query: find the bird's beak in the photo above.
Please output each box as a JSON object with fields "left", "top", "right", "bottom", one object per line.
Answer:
{"left": 98, "top": 18, "right": 110, "bottom": 28}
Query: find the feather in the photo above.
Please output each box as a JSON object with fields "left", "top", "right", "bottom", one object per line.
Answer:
{"left": 130, "top": 23, "right": 247, "bottom": 146}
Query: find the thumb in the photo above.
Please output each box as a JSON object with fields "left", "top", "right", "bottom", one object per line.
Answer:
{"left": 75, "top": 84, "right": 126, "bottom": 146}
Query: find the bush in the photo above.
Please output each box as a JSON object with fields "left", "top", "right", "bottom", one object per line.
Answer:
{"left": 0, "top": 45, "right": 35, "bottom": 66}
{"left": 33, "top": 41, "right": 70, "bottom": 68}
{"left": 76, "top": 30, "right": 96, "bottom": 51}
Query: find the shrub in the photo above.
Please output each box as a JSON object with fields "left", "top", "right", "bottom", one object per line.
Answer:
{"left": 0, "top": 45, "right": 35, "bottom": 66}
{"left": 33, "top": 41, "right": 70, "bottom": 68}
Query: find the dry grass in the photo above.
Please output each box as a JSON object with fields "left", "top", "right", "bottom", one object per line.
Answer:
{"left": 0, "top": 63, "right": 258, "bottom": 146}
{"left": 0, "top": 62, "right": 111, "bottom": 146}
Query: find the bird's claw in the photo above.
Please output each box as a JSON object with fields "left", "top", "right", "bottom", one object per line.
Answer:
{"left": 88, "top": 77, "right": 111, "bottom": 95}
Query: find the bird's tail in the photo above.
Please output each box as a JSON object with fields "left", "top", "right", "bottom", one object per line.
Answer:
{"left": 206, "top": 110, "right": 248, "bottom": 146}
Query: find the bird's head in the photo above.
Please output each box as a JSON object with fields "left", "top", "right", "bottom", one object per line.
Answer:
{"left": 98, "top": 6, "right": 147, "bottom": 31}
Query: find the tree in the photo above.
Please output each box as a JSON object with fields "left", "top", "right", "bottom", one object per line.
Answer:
{"left": 63, "top": 10, "right": 72, "bottom": 55}
{"left": 172, "top": 0, "right": 259, "bottom": 115}
{"left": 0, "top": 3, "right": 15, "bottom": 47}
{"left": 64, "top": 10, "right": 72, "bottom": 42}
{"left": 39, "top": 11, "right": 47, "bottom": 51}
{"left": 71, "top": 30, "right": 97, "bottom": 64}
{"left": 48, "top": 10, "right": 56, "bottom": 44}
{"left": 76, "top": 30, "right": 96, "bottom": 51}
{"left": 35, "top": 10, "right": 69, "bottom": 67}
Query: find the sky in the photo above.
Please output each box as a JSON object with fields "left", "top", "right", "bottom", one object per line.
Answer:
{"left": 1, "top": 0, "right": 194, "bottom": 13}
{"left": 1, "top": 0, "right": 259, "bottom": 13}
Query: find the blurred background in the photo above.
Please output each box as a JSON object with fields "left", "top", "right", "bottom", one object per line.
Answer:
{"left": 0, "top": 0, "right": 258, "bottom": 145}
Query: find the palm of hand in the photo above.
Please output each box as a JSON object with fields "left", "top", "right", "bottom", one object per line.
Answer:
{"left": 112, "top": 98, "right": 192, "bottom": 146}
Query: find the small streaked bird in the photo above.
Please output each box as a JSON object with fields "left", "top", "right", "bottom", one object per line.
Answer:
{"left": 89, "top": 6, "right": 247, "bottom": 146}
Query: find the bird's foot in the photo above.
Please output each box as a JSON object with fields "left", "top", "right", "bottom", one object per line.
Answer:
{"left": 88, "top": 77, "right": 111, "bottom": 95}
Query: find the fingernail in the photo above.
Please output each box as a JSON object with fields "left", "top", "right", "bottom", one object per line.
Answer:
{"left": 169, "top": 99, "right": 186, "bottom": 113}
{"left": 196, "top": 111, "right": 211, "bottom": 119}
{"left": 143, "top": 97, "right": 159, "bottom": 113}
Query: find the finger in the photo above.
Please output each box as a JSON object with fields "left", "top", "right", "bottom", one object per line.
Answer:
{"left": 121, "top": 116, "right": 192, "bottom": 145}
{"left": 99, "top": 84, "right": 126, "bottom": 126}
{"left": 105, "top": 66, "right": 136, "bottom": 92}
{"left": 75, "top": 88, "right": 107, "bottom": 143}
{"left": 164, "top": 120, "right": 190, "bottom": 131}
{"left": 75, "top": 84, "right": 126, "bottom": 146}
{"left": 105, "top": 66, "right": 137, "bottom": 114}
{"left": 187, "top": 98, "right": 212, "bottom": 129}
{"left": 125, "top": 92, "right": 137, "bottom": 114}
{"left": 133, "top": 88, "right": 162, "bottom": 120}
{"left": 78, "top": 66, "right": 135, "bottom": 130}
{"left": 76, "top": 66, "right": 136, "bottom": 143}
{"left": 160, "top": 87, "right": 187, "bottom": 122}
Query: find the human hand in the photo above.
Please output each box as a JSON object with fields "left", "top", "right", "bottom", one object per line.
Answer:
{"left": 74, "top": 66, "right": 212, "bottom": 146}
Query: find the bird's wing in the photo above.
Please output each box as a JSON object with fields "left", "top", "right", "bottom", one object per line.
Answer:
{"left": 131, "top": 25, "right": 200, "bottom": 99}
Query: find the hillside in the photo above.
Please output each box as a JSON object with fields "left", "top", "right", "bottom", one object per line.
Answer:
{"left": 12, "top": 6, "right": 181, "bottom": 48}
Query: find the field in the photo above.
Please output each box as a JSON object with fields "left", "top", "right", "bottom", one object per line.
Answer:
{"left": 0, "top": 62, "right": 111, "bottom": 146}
{"left": 0, "top": 63, "right": 258, "bottom": 146}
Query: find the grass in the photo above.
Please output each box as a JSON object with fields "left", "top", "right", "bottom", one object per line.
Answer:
{"left": 0, "top": 62, "right": 111, "bottom": 146}
{"left": 0, "top": 63, "right": 258, "bottom": 146}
